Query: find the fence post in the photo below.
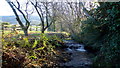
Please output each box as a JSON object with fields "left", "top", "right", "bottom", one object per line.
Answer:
{"left": 36, "top": 26, "right": 38, "bottom": 31}
{"left": 2, "top": 24, "right": 4, "bottom": 38}
{"left": 29, "top": 26, "right": 32, "bottom": 31}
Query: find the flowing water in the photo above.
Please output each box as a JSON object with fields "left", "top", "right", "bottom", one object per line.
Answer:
{"left": 60, "top": 40, "right": 92, "bottom": 68}
{"left": 63, "top": 40, "right": 86, "bottom": 52}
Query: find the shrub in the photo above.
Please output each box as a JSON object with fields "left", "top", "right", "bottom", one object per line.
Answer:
{"left": 71, "top": 2, "right": 120, "bottom": 67}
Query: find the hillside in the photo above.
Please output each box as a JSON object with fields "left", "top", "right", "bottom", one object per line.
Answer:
{"left": 0, "top": 15, "right": 40, "bottom": 25}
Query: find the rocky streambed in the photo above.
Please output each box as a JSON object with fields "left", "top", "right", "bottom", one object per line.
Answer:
{"left": 59, "top": 40, "right": 93, "bottom": 68}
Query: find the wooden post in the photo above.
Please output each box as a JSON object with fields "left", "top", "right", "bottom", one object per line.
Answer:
{"left": 2, "top": 24, "right": 4, "bottom": 38}
{"left": 36, "top": 26, "right": 38, "bottom": 31}
{"left": 29, "top": 26, "right": 32, "bottom": 31}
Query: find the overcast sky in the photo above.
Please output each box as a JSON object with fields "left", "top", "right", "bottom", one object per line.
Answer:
{"left": 0, "top": 0, "right": 38, "bottom": 16}
{"left": 0, "top": 0, "right": 101, "bottom": 16}
{"left": 0, "top": 0, "right": 119, "bottom": 16}
{"left": 0, "top": 0, "right": 14, "bottom": 16}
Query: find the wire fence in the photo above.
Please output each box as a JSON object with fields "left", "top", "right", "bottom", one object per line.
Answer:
{"left": 1, "top": 25, "right": 41, "bottom": 33}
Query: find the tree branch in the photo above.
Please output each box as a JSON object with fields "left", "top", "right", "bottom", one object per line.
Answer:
{"left": 7, "top": 1, "right": 24, "bottom": 28}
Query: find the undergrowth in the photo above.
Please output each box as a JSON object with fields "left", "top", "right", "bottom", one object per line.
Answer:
{"left": 2, "top": 33, "right": 66, "bottom": 68}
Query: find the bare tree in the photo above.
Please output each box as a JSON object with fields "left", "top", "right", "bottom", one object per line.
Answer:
{"left": 6, "top": 0, "right": 33, "bottom": 36}
{"left": 31, "top": 1, "right": 56, "bottom": 33}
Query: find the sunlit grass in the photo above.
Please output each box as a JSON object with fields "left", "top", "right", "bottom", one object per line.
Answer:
{"left": 2, "top": 30, "right": 70, "bottom": 38}
{"left": 3, "top": 30, "right": 24, "bottom": 35}
{"left": 3, "top": 30, "right": 69, "bottom": 34}
{"left": 28, "top": 31, "right": 41, "bottom": 34}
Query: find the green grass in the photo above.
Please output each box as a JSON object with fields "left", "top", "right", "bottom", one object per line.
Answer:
{"left": 3, "top": 30, "right": 69, "bottom": 35}
{"left": 2, "top": 30, "right": 70, "bottom": 38}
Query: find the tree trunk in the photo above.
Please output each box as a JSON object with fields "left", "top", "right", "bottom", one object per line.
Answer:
{"left": 60, "top": 22, "right": 63, "bottom": 32}
{"left": 41, "top": 25, "right": 45, "bottom": 33}
{"left": 41, "top": 29, "right": 44, "bottom": 33}
{"left": 53, "top": 22, "right": 56, "bottom": 32}
{"left": 23, "top": 29, "right": 28, "bottom": 36}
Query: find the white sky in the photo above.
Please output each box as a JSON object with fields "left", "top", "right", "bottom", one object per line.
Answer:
{"left": 0, "top": 0, "right": 90, "bottom": 16}
{"left": 0, "top": 0, "right": 38, "bottom": 16}
{"left": 0, "top": 0, "right": 14, "bottom": 16}
{"left": 0, "top": 0, "right": 103, "bottom": 16}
